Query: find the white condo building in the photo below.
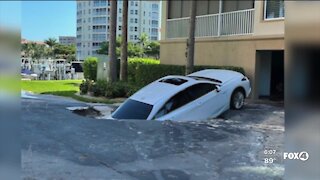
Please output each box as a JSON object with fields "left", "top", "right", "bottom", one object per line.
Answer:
{"left": 76, "top": 0, "right": 161, "bottom": 61}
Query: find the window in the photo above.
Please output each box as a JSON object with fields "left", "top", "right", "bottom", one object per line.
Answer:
{"left": 159, "top": 78, "right": 188, "bottom": 85}
{"left": 264, "top": 0, "right": 284, "bottom": 20}
{"left": 130, "top": 26, "right": 133, "bottom": 31}
{"left": 130, "top": 35, "right": 133, "bottom": 40}
{"left": 92, "top": 34, "right": 106, "bottom": 41}
{"left": 130, "top": 10, "right": 133, "bottom": 14}
{"left": 130, "top": 1, "right": 134, "bottom": 6}
{"left": 134, "top": 27, "right": 138, "bottom": 32}
{"left": 118, "top": 26, "right": 122, "bottom": 30}
{"left": 135, "top": 10, "right": 138, "bottom": 15}
{"left": 151, "top": 20, "right": 158, "bottom": 26}
{"left": 119, "top": 8, "right": 122, "bottom": 13}
{"left": 130, "top": 18, "right": 133, "bottom": 23}
{"left": 134, "top": 18, "right": 138, "bottom": 23}
{"left": 93, "top": 17, "right": 106, "bottom": 24}
{"left": 154, "top": 88, "right": 192, "bottom": 119}
{"left": 152, "top": 4, "right": 158, "bottom": 9}
{"left": 187, "top": 83, "right": 216, "bottom": 101}
{"left": 112, "top": 99, "right": 153, "bottom": 119}
{"left": 153, "top": 83, "right": 216, "bottom": 118}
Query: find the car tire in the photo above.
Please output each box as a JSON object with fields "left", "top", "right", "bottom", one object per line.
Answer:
{"left": 230, "top": 89, "right": 245, "bottom": 110}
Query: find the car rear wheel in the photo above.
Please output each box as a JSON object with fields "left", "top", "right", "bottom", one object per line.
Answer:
{"left": 231, "top": 89, "right": 245, "bottom": 110}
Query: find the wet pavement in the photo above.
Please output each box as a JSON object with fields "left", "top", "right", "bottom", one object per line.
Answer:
{"left": 22, "top": 93, "right": 284, "bottom": 180}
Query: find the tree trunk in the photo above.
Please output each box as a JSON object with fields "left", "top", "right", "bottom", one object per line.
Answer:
{"left": 120, "top": 0, "right": 128, "bottom": 81}
{"left": 108, "top": 0, "right": 118, "bottom": 82}
{"left": 186, "top": 0, "right": 197, "bottom": 75}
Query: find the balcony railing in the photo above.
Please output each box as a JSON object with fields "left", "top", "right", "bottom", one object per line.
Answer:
{"left": 166, "top": 9, "right": 255, "bottom": 39}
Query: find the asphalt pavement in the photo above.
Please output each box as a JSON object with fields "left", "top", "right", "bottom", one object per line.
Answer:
{"left": 22, "top": 92, "right": 284, "bottom": 180}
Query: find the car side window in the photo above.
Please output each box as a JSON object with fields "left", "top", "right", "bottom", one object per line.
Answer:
{"left": 153, "top": 83, "right": 216, "bottom": 119}
{"left": 187, "top": 83, "right": 216, "bottom": 101}
{"left": 154, "top": 89, "right": 192, "bottom": 119}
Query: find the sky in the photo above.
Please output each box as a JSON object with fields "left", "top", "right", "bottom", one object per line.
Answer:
{"left": 0, "top": 1, "right": 21, "bottom": 30}
{"left": 21, "top": 1, "right": 76, "bottom": 41}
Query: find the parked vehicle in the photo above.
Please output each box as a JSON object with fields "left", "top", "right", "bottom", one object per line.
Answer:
{"left": 111, "top": 69, "right": 251, "bottom": 121}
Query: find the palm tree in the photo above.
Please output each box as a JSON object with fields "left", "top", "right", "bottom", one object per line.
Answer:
{"left": 31, "top": 44, "right": 46, "bottom": 61}
{"left": 186, "top": 0, "right": 197, "bottom": 75}
{"left": 120, "top": 0, "right": 129, "bottom": 81}
{"left": 22, "top": 43, "right": 33, "bottom": 58}
{"left": 44, "top": 38, "right": 57, "bottom": 47}
{"left": 44, "top": 38, "right": 57, "bottom": 58}
{"left": 138, "top": 33, "right": 149, "bottom": 48}
{"left": 108, "top": 0, "right": 118, "bottom": 82}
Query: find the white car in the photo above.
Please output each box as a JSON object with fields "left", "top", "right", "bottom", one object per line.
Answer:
{"left": 111, "top": 69, "right": 251, "bottom": 121}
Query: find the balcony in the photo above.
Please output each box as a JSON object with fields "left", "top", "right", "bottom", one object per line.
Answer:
{"left": 166, "top": 9, "right": 255, "bottom": 39}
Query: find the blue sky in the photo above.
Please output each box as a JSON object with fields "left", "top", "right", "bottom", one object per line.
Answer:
{"left": 0, "top": 1, "right": 21, "bottom": 30}
{"left": 22, "top": 1, "right": 76, "bottom": 41}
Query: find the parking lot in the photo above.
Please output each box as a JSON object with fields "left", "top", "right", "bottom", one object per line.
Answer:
{"left": 22, "top": 94, "right": 284, "bottom": 180}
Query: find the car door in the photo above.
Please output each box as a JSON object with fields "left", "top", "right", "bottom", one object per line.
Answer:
{"left": 155, "top": 88, "right": 194, "bottom": 121}
{"left": 155, "top": 83, "right": 226, "bottom": 121}
{"left": 188, "top": 83, "right": 227, "bottom": 119}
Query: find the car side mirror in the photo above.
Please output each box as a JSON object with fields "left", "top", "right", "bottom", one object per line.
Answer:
{"left": 216, "top": 86, "right": 221, "bottom": 92}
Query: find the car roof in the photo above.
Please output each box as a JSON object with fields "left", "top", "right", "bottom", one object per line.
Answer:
{"left": 187, "top": 69, "right": 243, "bottom": 84}
{"left": 130, "top": 75, "right": 200, "bottom": 105}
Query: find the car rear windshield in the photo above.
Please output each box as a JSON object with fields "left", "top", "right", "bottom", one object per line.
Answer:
{"left": 112, "top": 99, "right": 153, "bottom": 119}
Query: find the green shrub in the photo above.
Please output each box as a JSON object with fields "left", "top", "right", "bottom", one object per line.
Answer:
{"left": 128, "top": 58, "right": 160, "bottom": 65}
{"left": 81, "top": 61, "right": 244, "bottom": 99}
{"left": 84, "top": 79, "right": 138, "bottom": 98}
{"left": 134, "top": 64, "right": 184, "bottom": 86}
{"left": 83, "top": 57, "right": 98, "bottom": 81}
{"left": 128, "top": 58, "right": 160, "bottom": 82}
{"left": 90, "top": 80, "right": 108, "bottom": 96}
{"left": 79, "top": 80, "right": 93, "bottom": 95}
{"left": 134, "top": 64, "right": 245, "bottom": 86}
{"left": 125, "top": 84, "right": 141, "bottom": 97}
{"left": 105, "top": 81, "right": 133, "bottom": 98}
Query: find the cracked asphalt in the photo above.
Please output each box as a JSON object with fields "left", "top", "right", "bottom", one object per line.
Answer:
{"left": 22, "top": 93, "right": 284, "bottom": 180}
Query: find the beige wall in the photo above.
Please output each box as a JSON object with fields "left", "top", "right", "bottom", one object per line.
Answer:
{"left": 161, "top": 1, "right": 285, "bottom": 40}
{"left": 160, "top": 37, "right": 284, "bottom": 99}
{"left": 160, "top": 0, "right": 168, "bottom": 40}
{"left": 160, "top": 0, "right": 286, "bottom": 99}
{"left": 253, "top": 1, "right": 284, "bottom": 37}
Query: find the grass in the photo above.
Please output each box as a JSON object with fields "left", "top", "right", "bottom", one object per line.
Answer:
{"left": 21, "top": 80, "right": 119, "bottom": 104}
{"left": 21, "top": 80, "right": 82, "bottom": 94}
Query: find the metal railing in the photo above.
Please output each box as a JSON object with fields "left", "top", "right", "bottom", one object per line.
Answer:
{"left": 166, "top": 9, "right": 255, "bottom": 39}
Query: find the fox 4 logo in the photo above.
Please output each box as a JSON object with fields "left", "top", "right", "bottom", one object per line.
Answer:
{"left": 283, "top": 151, "right": 309, "bottom": 161}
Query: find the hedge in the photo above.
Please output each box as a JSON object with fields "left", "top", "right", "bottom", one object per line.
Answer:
{"left": 133, "top": 64, "right": 245, "bottom": 86}
{"left": 127, "top": 58, "right": 160, "bottom": 82}
{"left": 83, "top": 57, "right": 98, "bottom": 81}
